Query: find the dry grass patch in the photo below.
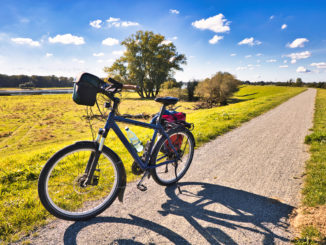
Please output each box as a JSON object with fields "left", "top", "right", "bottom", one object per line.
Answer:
{"left": 292, "top": 206, "right": 326, "bottom": 236}
{"left": 291, "top": 206, "right": 326, "bottom": 244}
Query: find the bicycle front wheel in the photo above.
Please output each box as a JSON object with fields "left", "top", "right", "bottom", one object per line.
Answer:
{"left": 150, "top": 127, "right": 195, "bottom": 186}
{"left": 38, "top": 141, "right": 123, "bottom": 221}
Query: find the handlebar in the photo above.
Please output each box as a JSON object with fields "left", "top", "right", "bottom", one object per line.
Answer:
{"left": 122, "top": 84, "right": 138, "bottom": 91}
{"left": 99, "top": 78, "right": 138, "bottom": 99}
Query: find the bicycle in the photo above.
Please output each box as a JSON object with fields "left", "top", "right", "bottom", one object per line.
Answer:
{"left": 38, "top": 73, "right": 195, "bottom": 221}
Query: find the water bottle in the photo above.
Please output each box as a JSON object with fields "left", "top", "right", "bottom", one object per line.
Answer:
{"left": 125, "top": 127, "right": 143, "bottom": 152}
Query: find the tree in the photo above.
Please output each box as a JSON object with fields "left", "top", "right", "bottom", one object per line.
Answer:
{"left": 19, "top": 81, "right": 35, "bottom": 89}
{"left": 296, "top": 77, "right": 303, "bottom": 87}
{"left": 104, "top": 31, "right": 186, "bottom": 98}
{"left": 186, "top": 80, "right": 199, "bottom": 101}
{"left": 160, "top": 79, "right": 182, "bottom": 89}
{"left": 195, "top": 72, "right": 240, "bottom": 106}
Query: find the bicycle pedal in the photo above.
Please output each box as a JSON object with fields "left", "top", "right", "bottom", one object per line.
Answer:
{"left": 137, "top": 184, "right": 147, "bottom": 192}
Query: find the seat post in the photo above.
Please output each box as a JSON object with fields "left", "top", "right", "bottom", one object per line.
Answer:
{"left": 156, "top": 104, "right": 166, "bottom": 125}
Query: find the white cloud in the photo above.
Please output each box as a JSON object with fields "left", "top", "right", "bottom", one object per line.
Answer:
{"left": 49, "top": 34, "right": 85, "bottom": 45}
{"left": 161, "top": 40, "right": 172, "bottom": 45}
{"left": 310, "top": 62, "right": 326, "bottom": 69}
{"left": 106, "top": 17, "right": 139, "bottom": 28}
{"left": 281, "top": 24, "right": 287, "bottom": 30}
{"left": 102, "top": 37, "right": 119, "bottom": 46}
{"left": 121, "top": 21, "right": 139, "bottom": 27}
{"left": 169, "top": 9, "right": 180, "bottom": 14}
{"left": 236, "top": 66, "right": 247, "bottom": 70}
{"left": 93, "top": 52, "right": 104, "bottom": 57}
{"left": 230, "top": 53, "right": 236, "bottom": 56}
{"left": 209, "top": 35, "right": 223, "bottom": 44}
{"left": 11, "top": 37, "right": 40, "bottom": 47}
{"left": 97, "top": 59, "right": 115, "bottom": 64}
{"left": 245, "top": 55, "right": 252, "bottom": 58}
{"left": 279, "top": 65, "right": 288, "bottom": 68}
{"left": 270, "top": 15, "right": 275, "bottom": 20}
{"left": 111, "top": 22, "right": 121, "bottom": 27}
{"left": 90, "top": 20, "right": 102, "bottom": 29}
{"left": 238, "top": 37, "right": 262, "bottom": 46}
{"left": 284, "top": 51, "right": 311, "bottom": 64}
{"left": 107, "top": 17, "right": 120, "bottom": 22}
{"left": 72, "top": 58, "right": 85, "bottom": 64}
{"left": 20, "top": 18, "right": 30, "bottom": 23}
{"left": 112, "top": 50, "right": 124, "bottom": 56}
{"left": 45, "top": 53, "right": 53, "bottom": 57}
{"left": 296, "top": 66, "right": 311, "bottom": 73}
{"left": 192, "top": 14, "right": 231, "bottom": 33}
{"left": 266, "top": 59, "right": 277, "bottom": 63}
{"left": 256, "top": 53, "right": 263, "bottom": 56}
{"left": 287, "top": 38, "right": 309, "bottom": 48}
{"left": 172, "top": 36, "right": 178, "bottom": 40}
{"left": 284, "top": 60, "right": 288, "bottom": 64}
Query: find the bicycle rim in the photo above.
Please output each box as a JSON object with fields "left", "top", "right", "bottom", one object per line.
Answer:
{"left": 154, "top": 131, "right": 193, "bottom": 184}
{"left": 45, "top": 147, "right": 118, "bottom": 217}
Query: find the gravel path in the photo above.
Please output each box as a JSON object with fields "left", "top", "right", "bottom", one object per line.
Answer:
{"left": 27, "top": 89, "right": 316, "bottom": 245}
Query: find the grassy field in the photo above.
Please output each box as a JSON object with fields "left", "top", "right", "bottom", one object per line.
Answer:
{"left": 293, "top": 89, "right": 326, "bottom": 244}
{"left": 0, "top": 87, "right": 72, "bottom": 91}
{"left": 0, "top": 85, "right": 305, "bottom": 242}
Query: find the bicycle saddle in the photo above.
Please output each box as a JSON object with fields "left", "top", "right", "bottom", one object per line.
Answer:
{"left": 155, "top": 97, "right": 179, "bottom": 106}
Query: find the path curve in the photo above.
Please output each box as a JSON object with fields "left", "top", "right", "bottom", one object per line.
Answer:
{"left": 26, "top": 88, "right": 316, "bottom": 244}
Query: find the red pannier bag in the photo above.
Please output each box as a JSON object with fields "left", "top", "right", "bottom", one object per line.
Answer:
{"left": 162, "top": 112, "right": 186, "bottom": 152}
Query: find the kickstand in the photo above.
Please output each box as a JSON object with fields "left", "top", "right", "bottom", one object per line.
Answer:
{"left": 174, "top": 161, "right": 182, "bottom": 194}
{"left": 137, "top": 171, "right": 149, "bottom": 192}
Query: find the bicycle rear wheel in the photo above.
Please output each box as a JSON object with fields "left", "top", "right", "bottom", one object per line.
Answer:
{"left": 38, "top": 141, "right": 124, "bottom": 221}
{"left": 150, "top": 128, "right": 195, "bottom": 186}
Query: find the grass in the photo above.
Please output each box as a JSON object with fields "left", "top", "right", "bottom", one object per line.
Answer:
{"left": 303, "top": 89, "right": 326, "bottom": 206}
{"left": 293, "top": 88, "right": 326, "bottom": 243}
{"left": 0, "top": 85, "right": 305, "bottom": 243}
{"left": 0, "top": 87, "right": 72, "bottom": 91}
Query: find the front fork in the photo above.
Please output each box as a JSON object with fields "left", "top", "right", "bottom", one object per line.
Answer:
{"left": 82, "top": 128, "right": 107, "bottom": 186}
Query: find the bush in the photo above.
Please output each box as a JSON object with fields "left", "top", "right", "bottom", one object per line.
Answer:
{"left": 19, "top": 82, "right": 35, "bottom": 89}
{"left": 157, "top": 87, "right": 187, "bottom": 101}
{"left": 195, "top": 72, "right": 239, "bottom": 106}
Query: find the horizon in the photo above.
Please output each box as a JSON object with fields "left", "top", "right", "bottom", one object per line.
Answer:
{"left": 0, "top": 0, "right": 325, "bottom": 82}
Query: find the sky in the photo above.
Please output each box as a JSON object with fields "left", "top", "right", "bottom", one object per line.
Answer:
{"left": 0, "top": 0, "right": 325, "bottom": 82}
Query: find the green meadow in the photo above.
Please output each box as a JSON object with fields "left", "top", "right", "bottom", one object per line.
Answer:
{"left": 293, "top": 89, "right": 326, "bottom": 244}
{"left": 0, "top": 85, "right": 305, "bottom": 242}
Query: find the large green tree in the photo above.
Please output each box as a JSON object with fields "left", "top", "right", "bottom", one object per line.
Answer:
{"left": 104, "top": 31, "right": 186, "bottom": 98}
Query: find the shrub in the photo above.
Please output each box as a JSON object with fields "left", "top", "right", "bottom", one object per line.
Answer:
{"left": 19, "top": 82, "right": 35, "bottom": 89}
{"left": 195, "top": 72, "right": 240, "bottom": 106}
{"left": 157, "top": 87, "right": 187, "bottom": 100}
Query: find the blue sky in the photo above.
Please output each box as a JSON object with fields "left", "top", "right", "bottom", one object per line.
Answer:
{"left": 0, "top": 0, "right": 325, "bottom": 82}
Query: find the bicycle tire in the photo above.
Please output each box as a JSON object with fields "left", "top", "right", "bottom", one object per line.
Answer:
{"left": 38, "top": 141, "right": 125, "bottom": 221}
{"left": 150, "top": 127, "right": 195, "bottom": 186}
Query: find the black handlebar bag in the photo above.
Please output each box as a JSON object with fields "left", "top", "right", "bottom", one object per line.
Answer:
{"left": 73, "top": 73, "right": 102, "bottom": 106}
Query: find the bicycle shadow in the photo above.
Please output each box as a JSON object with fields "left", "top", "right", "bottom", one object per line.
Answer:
{"left": 63, "top": 182, "right": 294, "bottom": 244}
{"left": 63, "top": 214, "right": 191, "bottom": 245}
{"left": 160, "top": 182, "right": 294, "bottom": 244}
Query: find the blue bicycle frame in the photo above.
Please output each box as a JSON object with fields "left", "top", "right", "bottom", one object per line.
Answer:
{"left": 95, "top": 97, "right": 180, "bottom": 171}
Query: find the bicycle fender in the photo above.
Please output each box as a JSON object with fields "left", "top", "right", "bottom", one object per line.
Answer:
{"left": 101, "top": 145, "right": 127, "bottom": 203}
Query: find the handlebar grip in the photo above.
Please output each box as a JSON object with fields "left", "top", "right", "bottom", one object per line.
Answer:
{"left": 123, "top": 84, "right": 138, "bottom": 91}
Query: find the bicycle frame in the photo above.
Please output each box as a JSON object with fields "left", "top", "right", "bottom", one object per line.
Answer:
{"left": 95, "top": 97, "right": 180, "bottom": 171}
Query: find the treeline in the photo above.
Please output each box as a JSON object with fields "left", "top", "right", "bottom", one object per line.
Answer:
{"left": 243, "top": 78, "right": 326, "bottom": 89}
{"left": 0, "top": 74, "right": 74, "bottom": 88}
